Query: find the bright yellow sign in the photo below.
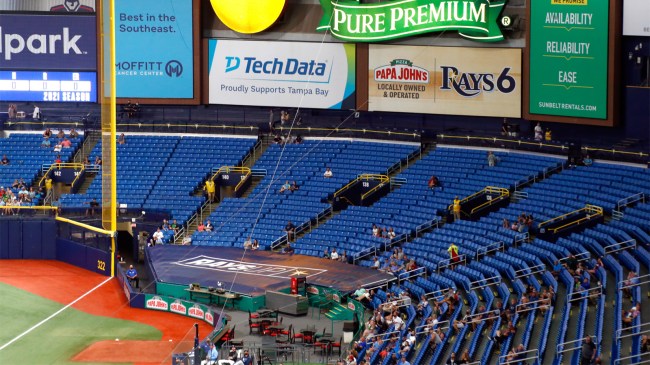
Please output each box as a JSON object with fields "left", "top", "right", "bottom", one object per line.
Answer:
{"left": 210, "top": 0, "right": 285, "bottom": 34}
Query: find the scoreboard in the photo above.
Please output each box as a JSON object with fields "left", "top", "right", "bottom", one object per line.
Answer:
{"left": 0, "top": 71, "right": 97, "bottom": 103}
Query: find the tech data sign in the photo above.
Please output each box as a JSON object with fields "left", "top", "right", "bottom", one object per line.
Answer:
{"left": 208, "top": 40, "right": 356, "bottom": 109}
{"left": 175, "top": 255, "right": 328, "bottom": 279}
{"left": 369, "top": 45, "right": 521, "bottom": 117}
{"left": 317, "top": 0, "right": 507, "bottom": 42}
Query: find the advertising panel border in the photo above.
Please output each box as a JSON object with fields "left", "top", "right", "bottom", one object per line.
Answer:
{"left": 367, "top": 44, "right": 521, "bottom": 118}
{"left": 205, "top": 39, "right": 356, "bottom": 110}
{"left": 523, "top": 0, "right": 621, "bottom": 126}
{"left": 113, "top": 0, "right": 200, "bottom": 105}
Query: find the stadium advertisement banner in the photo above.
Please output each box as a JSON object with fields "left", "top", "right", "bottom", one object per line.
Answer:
{"left": 623, "top": 0, "right": 650, "bottom": 36}
{"left": 529, "top": 0, "right": 609, "bottom": 119}
{"left": 0, "top": 0, "right": 95, "bottom": 12}
{"left": 317, "top": 0, "right": 507, "bottom": 42}
{"left": 144, "top": 294, "right": 215, "bottom": 325}
{"left": 115, "top": 0, "right": 194, "bottom": 98}
{"left": 208, "top": 40, "right": 356, "bottom": 110}
{"left": 0, "top": 14, "right": 97, "bottom": 71}
{"left": 368, "top": 45, "right": 521, "bottom": 117}
{"left": 0, "top": 70, "right": 97, "bottom": 102}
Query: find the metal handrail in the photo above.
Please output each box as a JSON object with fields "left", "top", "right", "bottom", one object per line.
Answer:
{"left": 559, "top": 252, "right": 591, "bottom": 264}
{"left": 516, "top": 298, "right": 552, "bottom": 313}
{"left": 498, "top": 349, "right": 539, "bottom": 364}
{"left": 514, "top": 264, "right": 546, "bottom": 279}
{"left": 613, "top": 352, "right": 650, "bottom": 364}
{"left": 470, "top": 187, "right": 510, "bottom": 215}
{"left": 567, "top": 285, "right": 603, "bottom": 303}
{"left": 437, "top": 255, "right": 467, "bottom": 273}
{"left": 539, "top": 204, "right": 603, "bottom": 234}
{"left": 334, "top": 174, "right": 390, "bottom": 199}
{"left": 616, "top": 322, "right": 650, "bottom": 340}
{"left": 397, "top": 267, "right": 426, "bottom": 285}
{"left": 469, "top": 276, "right": 501, "bottom": 291}
{"left": 361, "top": 176, "right": 389, "bottom": 200}
{"left": 615, "top": 192, "right": 646, "bottom": 212}
{"left": 424, "top": 287, "right": 455, "bottom": 300}
{"left": 556, "top": 335, "right": 598, "bottom": 355}
{"left": 415, "top": 320, "right": 450, "bottom": 335}
{"left": 604, "top": 238, "right": 637, "bottom": 255}
{"left": 618, "top": 273, "right": 650, "bottom": 290}
{"left": 475, "top": 240, "right": 505, "bottom": 260}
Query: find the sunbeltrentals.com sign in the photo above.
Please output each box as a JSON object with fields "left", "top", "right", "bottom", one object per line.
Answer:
{"left": 317, "top": 0, "right": 507, "bottom": 42}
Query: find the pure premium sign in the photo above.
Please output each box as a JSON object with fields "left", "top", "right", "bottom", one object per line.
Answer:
{"left": 317, "top": 0, "right": 507, "bottom": 42}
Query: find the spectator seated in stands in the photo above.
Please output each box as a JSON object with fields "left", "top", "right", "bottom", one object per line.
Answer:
{"left": 623, "top": 272, "right": 639, "bottom": 299}
{"left": 204, "top": 219, "right": 213, "bottom": 232}
{"left": 428, "top": 175, "right": 442, "bottom": 190}
{"left": 170, "top": 219, "right": 179, "bottom": 234}
{"left": 153, "top": 228, "right": 164, "bottom": 244}
{"left": 69, "top": 128, "right": 79, "bottom": 138}
{"left": 506, "top": 344, "right": 526, "bottom": 363}
{"left": 622, "top": 304, "right": 640, "bottom": 327}
{"left": 41, "top": 136, "right": 51, "bottom": 148}
{"left": 279, "top": 181, "right": 291, "bottom": 193}
{"left": 322, "top": 248, "right": 330, "bottom": 259}
{"left": 280, "top": 242, "right": 294, "bottom": 255}
{"left": 126, "top": 264, "right": 139, "bottom": 289}
{"left": 641, "top": 335, "right": 649, "bottom": 354}
{"left": 387, "top": 227, "right": 396, "bottom": 239}
{"left": 289, "top": 181, "right": 299, "bottom": 192}
{"left": 118, "top": 133, "right": 126, "bottom": 145}
{"left": 445, "top": 353, "right": 457, "bottom": 365}
{"left": 1, "top": 155, "right": 9, "bottom": 165}
{"left": 61, "top": 138, "right": 72, "bottom": 149}
{"left": 453, "top": 309, "right": 471, "bottom": 332}
{"left": 57, "top": 129, "right": 65, "bottom": 139}
{"left": 197, "top": 221, "right": 205, "bottom": 232}
{"left": 243, "top": 237, "right": 257, "bottom": 250}
{"left": 387, "top": 260, "right": 404, "bottom": 276}
{"left": 323, "top": 167, "right": 333, "bottom": 178}
{"left": 582, "top": 154, "right": 593, "bottom": 166}
{"left": 372, "top": 224, "right": 379, "bottom": 237}
{"left": 94, "top": 156, "right": 102, "bottom": 165}
{"left": 563, "top": 254, "right": 579, "bottom": 275}
{"left": 371, "top": 256, "right": 381, "bottom": 270}
{"left": 43, "top": 128, "right": 52, "bottom": 138}
{"left": 54, "top": 154, "right": 62, "bottom": 164}
{"left": 284, "top": 221, "right": 296, "bottom": 241}
{"left": 330, "top": 248, "right": 340, "bottom": 260}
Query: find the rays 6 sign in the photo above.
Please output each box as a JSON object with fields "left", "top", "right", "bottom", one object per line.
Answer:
{"left": 368, "top": 45, "right": 521, "bottom": 117}
{"left": 208, "top": 40, "right": 356, "bottom": 109}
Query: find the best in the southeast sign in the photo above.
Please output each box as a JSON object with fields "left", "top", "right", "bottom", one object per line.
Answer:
{"left": 529, "top": 0, "right": 609, "bottom": 119}
{"left": 317, "top": 0, "right": 507, "bottom": 42}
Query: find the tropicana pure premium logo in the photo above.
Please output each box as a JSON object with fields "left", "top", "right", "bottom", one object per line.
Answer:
{"left": 317, "top": 0, "right": 507, "bottom": 42}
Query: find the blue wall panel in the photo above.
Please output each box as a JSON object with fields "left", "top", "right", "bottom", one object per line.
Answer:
{"left": 7, "top": 222, "right": 22, "bottom": 259}
{"left": 56, "top": 238, "right": 86, "bottom": 269}
{"left": 41, "top": 220, "right": 57, "bottom": 259}
{"left": 0, "top": 220, "right": 9, "bottom": 259}
{"left": 22, "top": 220, "right": 42, "bottom": 259}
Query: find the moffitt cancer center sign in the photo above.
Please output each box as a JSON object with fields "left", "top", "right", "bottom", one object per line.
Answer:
{"left": 317, "top": 0, "right": 507, "bottom": 42}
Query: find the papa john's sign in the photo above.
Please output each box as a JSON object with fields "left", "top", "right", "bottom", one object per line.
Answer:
{"left": 317, "top": 0, "right": 507, "bottom": 42}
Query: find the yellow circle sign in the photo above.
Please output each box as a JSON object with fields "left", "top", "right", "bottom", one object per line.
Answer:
{"left": 210, "top": 0, "right": 286, "bottom": 34}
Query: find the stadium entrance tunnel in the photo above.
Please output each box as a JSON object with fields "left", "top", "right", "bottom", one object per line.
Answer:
{"left": 208, "top": 166, "right": 252, "bottom": 201}
{"left": 330, "top": 174, "right": 390, "bottom": 211}
{"left": 451, "top": 186, "right": 510, "bottom": 221}
{"left": 537, "top": 204, "right": 604, "bottom": 242}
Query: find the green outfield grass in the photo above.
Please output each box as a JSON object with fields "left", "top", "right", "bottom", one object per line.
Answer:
{"left": 0, "top": 282, "right": 161, "bottom": 365}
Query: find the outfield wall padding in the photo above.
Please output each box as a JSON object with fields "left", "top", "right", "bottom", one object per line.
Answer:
{"left": 56, "top": 238, "right": 111, "bottom": 276}
{"left": 0, "top": 218, "right": 56, "bottom": 259}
